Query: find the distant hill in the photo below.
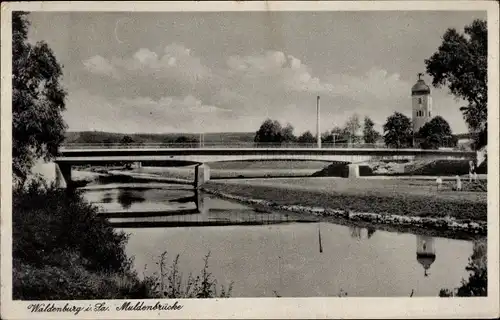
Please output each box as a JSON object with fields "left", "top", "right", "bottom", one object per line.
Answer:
{"left": 64, "top": 131, "right": 256, "bottom": 145}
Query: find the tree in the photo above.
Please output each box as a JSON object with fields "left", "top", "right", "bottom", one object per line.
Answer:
{"left": 175, "top": 136, "right": 198, "bottom": 144}
{"left": 297, "top": 131, "right": 316, "bottom": 144}
{"left": 13, "top": 12, "right": 67, "bottom": 185}
{"left": 383, "top": 112, "right": 413, "bottom": 148}
{"left": 344, "top": 114, "right": 361, "bottom": 144}
{"left": 121, "top": 135, "right": 134, "bottom": 144}
{"left": 363, "top": 117, "right": 380, "bottom": 144}
{"left": 417, "top": 116, "right": 457, "bottom": 149}
{"left": 425, "top": 19, "right": 487, "bottom": 150}
{"left": 439, "top": 240, "right": 486, "bottom": 297}
{"left": 281, "top": 123, "right": 296, "bottom": 143}
{"left": 322, "top": 126, "right": 348, "bottom": 144}
{"left": 254, "top": 119, "right": 283, "bottom": 144}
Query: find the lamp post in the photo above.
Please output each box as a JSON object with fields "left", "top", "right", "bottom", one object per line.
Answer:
{"left": 316, "top": 96, "right": 321, "bottom": 149}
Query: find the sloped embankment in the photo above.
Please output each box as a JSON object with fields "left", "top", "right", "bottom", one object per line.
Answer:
{"left": 404, "top": 159, "right": 471, "bottom": 176}
{"left": 312, "top": 159, "right": 482, "bottom": 177}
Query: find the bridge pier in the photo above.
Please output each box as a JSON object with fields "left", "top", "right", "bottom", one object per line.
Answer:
{"left": 195, "top": 190, "right": 209, "bottom": 216}
{"left": 347, "top": 164, "right": 360, "bottom": 179}
{"left": 194, "top": 164, "right": 210, "bottom": 188}
{"left": 55, "top": 163, "right": 72, "bottom": 188}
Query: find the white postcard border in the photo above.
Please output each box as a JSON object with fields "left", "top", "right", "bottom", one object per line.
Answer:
{"left": 1, "top": 1, "right": 499, "bottom": 319}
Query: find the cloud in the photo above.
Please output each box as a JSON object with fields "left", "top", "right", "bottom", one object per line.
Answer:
{"left": 82, "top": 55, "right": 120, "bottom": 79}
{"left": 82, "top": 43, "right": 212, "bottom": 99}
{"left": 64, "top": 89, "right": 235, "bottom": 133}
{"left": 77, "top": 46, "right": 466, "bottom": 134}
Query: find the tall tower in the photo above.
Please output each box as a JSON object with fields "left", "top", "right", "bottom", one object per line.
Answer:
{"left": 411, "top": 73, "right": 432, "bottom": 133}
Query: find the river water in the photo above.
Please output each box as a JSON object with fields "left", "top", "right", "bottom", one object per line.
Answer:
{"left": 81, "top": 180, "right": 476, "bottom": 297}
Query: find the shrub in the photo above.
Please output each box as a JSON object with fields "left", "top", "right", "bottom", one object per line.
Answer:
{"left": 439, "top": 239, "right": 487, "bottom": 297}
{"left": 13, "top": 179, "right": 132, "bottom": 274}
{"left": 12, "top": 178, "right": 141, "bottom": 299}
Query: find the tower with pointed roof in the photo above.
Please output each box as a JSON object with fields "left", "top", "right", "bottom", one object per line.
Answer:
{"left": 416, "top": 235, "right": 436, "bottom": 277}
{"left": 412, "top": 73, "right": 432, "bottom": 134}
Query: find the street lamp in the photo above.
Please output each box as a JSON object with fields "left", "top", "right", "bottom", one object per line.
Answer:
{"left": 316, "top": 96, "right": 321, "bottom": 149}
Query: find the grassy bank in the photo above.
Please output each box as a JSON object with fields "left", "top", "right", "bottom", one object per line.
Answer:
{"left": 12, "top": 178, "right": 232, "bottom": 300}
{"left": 203, "top": 178, "right": 487, "bottom": 222}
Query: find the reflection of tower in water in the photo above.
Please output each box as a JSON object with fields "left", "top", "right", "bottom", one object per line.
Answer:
{"left": 416, "top": 235, "right": 436, "bottom": 277}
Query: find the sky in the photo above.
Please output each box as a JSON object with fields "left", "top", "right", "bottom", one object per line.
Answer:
{"left": 26, "top": 10, "right": 486, "bottom": 135}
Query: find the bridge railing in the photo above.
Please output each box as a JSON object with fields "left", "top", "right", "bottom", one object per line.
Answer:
{"left": 60, "top": 142, "right": 392, "bottom": 149}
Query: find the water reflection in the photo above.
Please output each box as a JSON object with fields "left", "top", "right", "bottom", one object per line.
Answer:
{"left": 87, "top": 186, "right": 318, "bottom": 228}
{"left": 80, "top": 183, "right": 477, "bottom": 297}
{"left": 117, "top": 189, "right": 146, "bottom": 209}
{"left": 416, "top": 236, "right": 436, "bottom": 277}
{"left": 349, "top": 226, "right": 377, "bottom": 240}
{"left": 101, "top": 192, "right": 114, "bottom": 204}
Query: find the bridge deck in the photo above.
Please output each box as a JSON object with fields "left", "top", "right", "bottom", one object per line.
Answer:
{"left": 58, "top": 147, "right": 475, "bottom": 157}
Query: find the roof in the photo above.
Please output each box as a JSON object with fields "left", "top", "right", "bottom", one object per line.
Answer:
{"left": 412, "top": 79, "right": 431, "bottom": 95}
{"left": 417, "top": 253, "right": 436, "bottom": 270}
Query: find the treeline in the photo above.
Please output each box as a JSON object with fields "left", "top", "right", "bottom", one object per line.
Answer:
{"left": 254, "top": 115, "right": 380, "bottom": 146}
{"left": 65, "top": 131, "right": 256, "bottom": 145}
{"left": 254, "top": 112, "right": 457, "bottom": 149}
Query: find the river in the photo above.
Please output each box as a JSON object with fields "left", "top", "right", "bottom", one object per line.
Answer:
{"left": 80, "top": 179, "right": 476, "bottom": 297}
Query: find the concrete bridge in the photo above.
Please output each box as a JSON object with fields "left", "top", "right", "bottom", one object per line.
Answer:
{"left": 54, "top": 146, "right": 476, "bottom": 188}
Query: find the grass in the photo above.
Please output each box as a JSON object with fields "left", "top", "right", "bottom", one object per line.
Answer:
{"left": 143, "top": 251, "right": 233, "bottom": 298}
{"left": 204, "top": 178, "right": 487, "bottom": 221}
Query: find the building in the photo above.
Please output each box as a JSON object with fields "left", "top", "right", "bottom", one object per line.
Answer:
{"left": 411, "top": 73, "right": 432, "bottom": 133}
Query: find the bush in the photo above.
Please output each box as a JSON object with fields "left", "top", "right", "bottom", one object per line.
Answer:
{"left": 13, "top": 179, "right": 132, "bottom": 274}
{"left": 12, "top": 178, "right": 141, "bottom": 299}
{"left": 439, "top": 239, "right": 487, "bottom": 297}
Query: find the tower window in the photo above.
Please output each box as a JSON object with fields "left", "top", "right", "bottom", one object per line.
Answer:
{"left": 429, "top": 111, "right": 431, "bottom": 117}
{"left": 418, "top": 98, "right": 423, "bottom": 104}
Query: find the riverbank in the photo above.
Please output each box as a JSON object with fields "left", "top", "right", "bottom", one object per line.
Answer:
{"left": 202, "top": 177, "right": 487, "bottom": 238}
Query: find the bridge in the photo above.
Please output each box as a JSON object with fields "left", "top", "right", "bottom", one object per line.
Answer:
{"left": 54, "top": 143, "right": 476, "bottom": 188}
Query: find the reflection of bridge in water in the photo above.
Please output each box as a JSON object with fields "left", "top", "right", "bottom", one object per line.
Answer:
{"left": 94, "top": 188, "right": 319, "bottom": 228}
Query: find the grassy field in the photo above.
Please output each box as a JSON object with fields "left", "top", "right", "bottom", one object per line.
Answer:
{"left": 204, "top": 177, "right": 487, "bottom": 221}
